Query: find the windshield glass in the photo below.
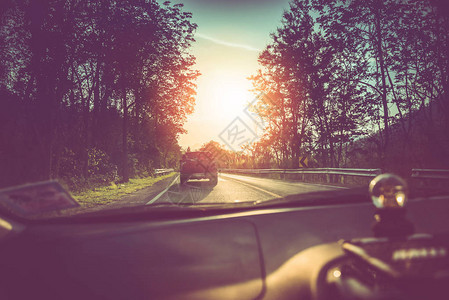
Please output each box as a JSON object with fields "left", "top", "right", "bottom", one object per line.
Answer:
{"left": 0, "top": 0, "right": 448, "bottom": 219}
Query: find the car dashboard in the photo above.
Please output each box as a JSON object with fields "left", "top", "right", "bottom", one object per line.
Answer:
{"left": 0, "top": 186, "right": 449, "bottom": 300}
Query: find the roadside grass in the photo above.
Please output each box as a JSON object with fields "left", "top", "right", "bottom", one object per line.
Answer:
{"left": 73, "top": 172, "right": 177, "bottom": 207}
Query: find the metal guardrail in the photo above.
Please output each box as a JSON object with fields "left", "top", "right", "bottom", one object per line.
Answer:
{"left": 220, "top": 168, "right": 382, "bottom": 178}
{"left": 222, "top": 168, "right": 449, "bottom": 180}
{"left": 411, "top": 169, "right": 449, "bottom": 180}
{"left": 154, "top": 168, "right": 174, "bottom": 176}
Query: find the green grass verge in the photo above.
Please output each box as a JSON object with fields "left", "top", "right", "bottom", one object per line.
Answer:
{"left": 72, "top": 172, "right": 177, "bottom": 206}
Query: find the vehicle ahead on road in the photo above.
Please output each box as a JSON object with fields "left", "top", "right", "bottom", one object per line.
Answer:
{"left": 180, "top": 151, "right": 218, "bottom": 186}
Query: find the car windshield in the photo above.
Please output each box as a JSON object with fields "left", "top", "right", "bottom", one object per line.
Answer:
{"left": 0, "top": 0, "right": 448, "bottom": 219}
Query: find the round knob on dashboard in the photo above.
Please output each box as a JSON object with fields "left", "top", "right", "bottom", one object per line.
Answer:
{"left": 369, "top": 174, "right": 408, "bottom": 209}
{"left": 369, "top": 174, "right": 414, "bottom": 237}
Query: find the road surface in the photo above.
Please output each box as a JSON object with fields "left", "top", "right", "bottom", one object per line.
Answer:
{"left": 146, "top": 173, "right": 347, "bottom": 205}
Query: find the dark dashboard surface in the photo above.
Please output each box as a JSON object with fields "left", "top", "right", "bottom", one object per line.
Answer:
{"left": 0, "top": 195, "right": 448, "bottom": 300}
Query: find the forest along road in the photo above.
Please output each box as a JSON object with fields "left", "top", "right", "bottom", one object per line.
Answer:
{"left": 147, "top": 173, "right": 347, "bottom": 205}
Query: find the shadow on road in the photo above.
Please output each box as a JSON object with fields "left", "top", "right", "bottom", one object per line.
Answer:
{"left": 163, "top": 180, "right": 214, "bottom": 204}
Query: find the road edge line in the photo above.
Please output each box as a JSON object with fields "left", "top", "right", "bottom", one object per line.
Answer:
{"left": 145, "top": 174, "right": 180, "bottom": 205}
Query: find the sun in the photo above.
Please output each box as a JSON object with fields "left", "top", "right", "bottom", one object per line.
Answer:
{"left": 205, "top": 72, "right": 253, "bottom": 120}
{"left": 179, "top": 47, "right": 260, "bottom": 149}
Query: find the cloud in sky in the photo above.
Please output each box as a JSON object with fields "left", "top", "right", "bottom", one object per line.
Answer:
{"left": 195, "top": 33, "right": 261, "bottom": 52}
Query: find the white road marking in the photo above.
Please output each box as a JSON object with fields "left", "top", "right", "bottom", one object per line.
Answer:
{"left": 222, "top": 173, "right": 348, "bottom": 190}
{"left": 223, "top": 175, "right": 282, "bottom": 199}
{"left": 145, "top": 174, "right": 180, "bottom": 205}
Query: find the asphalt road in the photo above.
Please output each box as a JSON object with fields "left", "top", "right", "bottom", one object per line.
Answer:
{"left": 148, "top": 173, "right": 347, "bottom": 205}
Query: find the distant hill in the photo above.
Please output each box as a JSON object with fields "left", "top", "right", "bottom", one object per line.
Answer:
{"left": 344, "top": 102, "right": 449, "bottom": 176}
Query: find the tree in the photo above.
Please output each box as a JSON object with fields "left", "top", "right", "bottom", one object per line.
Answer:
{"left": 0, "top": 0, "right": 199, "bottom": 188}
{"left": 250, "top": 0, "right": 368, "bottom": 168}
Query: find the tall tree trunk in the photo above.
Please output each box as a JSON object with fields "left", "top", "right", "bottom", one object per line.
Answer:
{"left": 374, "top": 1, "right": 389, "bottom": 161}
{"left": 122, "top": 87, "right": 129, "bottom": 182}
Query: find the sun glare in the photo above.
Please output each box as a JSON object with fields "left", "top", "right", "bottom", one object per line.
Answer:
{"left": 206, "top": 73, "right": 253, "bottom": 119}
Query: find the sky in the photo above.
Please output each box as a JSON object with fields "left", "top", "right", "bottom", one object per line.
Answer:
{"left": 169, "top": 0, "right": 291, "bottom": 150}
